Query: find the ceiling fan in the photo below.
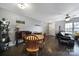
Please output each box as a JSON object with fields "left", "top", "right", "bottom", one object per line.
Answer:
{"left": 65, "top": 14, "right": 71, "bottom": 21}
{"left": 65, "top": 13, "right": 79, "bottom": 22}
{"left": 17, "top": 3, "right": 29, "bottom": 9}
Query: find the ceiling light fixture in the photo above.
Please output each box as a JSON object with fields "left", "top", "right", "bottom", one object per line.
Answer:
{"left": 17, "top": 3, "right": 29, "bottom": 9}
{"left": 65, "top": 14, "right": 71, "bottom": 21}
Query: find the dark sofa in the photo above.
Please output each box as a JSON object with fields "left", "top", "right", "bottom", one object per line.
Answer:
{"left": 56, "top": 32, "right": 74, "bottom": 47}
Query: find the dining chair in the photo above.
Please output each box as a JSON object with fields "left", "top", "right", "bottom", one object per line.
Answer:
{"left": 24, "top": 34, "right": 40, "bottom": 55}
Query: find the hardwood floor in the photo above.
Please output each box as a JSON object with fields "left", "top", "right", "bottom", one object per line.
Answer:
{"left": 0, "top": 36, "right": 79, "bottom": 56}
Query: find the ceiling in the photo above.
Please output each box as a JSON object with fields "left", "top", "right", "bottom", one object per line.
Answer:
{"left": 0, "top": 3, "right": 79, "bottom": 22}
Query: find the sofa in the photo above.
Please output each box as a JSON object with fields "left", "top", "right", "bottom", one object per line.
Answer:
{"left": 56, "top": 32, "right": 74, "bottom": 47}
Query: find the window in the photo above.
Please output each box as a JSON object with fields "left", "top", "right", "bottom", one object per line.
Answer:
{"left": 65, "top": 22, "right": 79, "bottom": 33}
{"left": 74, "top": 22, "right": 79, "bottom": 32}
{"left": 65, "top": 23, "right": 73, "bottom": 32}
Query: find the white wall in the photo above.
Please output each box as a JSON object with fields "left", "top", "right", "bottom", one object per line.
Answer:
{"left": 0, "top": 7, "right": 45, "bottom": 46}
{"left": 44, "top": 21, "right": 65, "bottom": 36}
{"left": 49, "top": 22, "right": 55, "bottom": 36}
{"left": 45, "top": 22, "right": 56, "bottom": 36}
{"left": 55, "top": 20, "right": 65, "bottom": 33}
{"left": 46, "top": 21, "right": 65, "bottom": 36}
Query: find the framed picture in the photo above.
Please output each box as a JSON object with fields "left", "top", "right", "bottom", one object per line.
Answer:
{"left": 16, "top": 20, "right": 25, "bottom": 24}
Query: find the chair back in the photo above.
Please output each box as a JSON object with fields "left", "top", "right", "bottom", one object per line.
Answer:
{"left": 24, "top": 35, "right": 40, "bottom": 53}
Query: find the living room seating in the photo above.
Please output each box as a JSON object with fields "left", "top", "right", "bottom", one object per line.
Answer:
{"left": 56, "top": 32, "right": 74, "bottom": 47}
